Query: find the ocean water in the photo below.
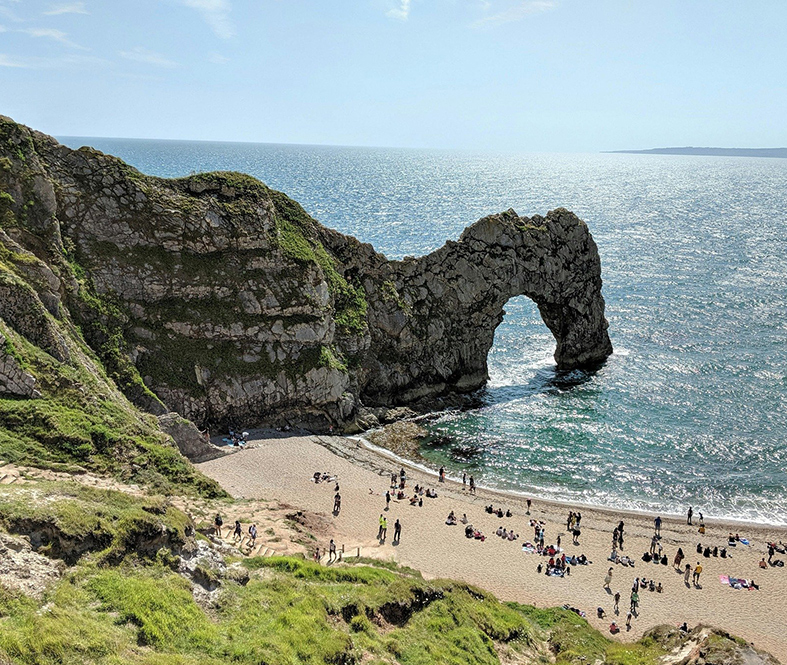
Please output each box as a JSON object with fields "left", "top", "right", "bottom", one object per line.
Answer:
{"left": 60, "top": 136, "right": 787, "bottom": 525}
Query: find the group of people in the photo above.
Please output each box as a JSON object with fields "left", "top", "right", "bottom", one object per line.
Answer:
{"left": 485, "top": 504, "right": 513, "bottom": 518}
{"left": 495, "top": 525, "right": 519, "bottom": 541}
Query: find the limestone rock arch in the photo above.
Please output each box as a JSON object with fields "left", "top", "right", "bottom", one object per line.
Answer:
{"left": 356, "top": 208, "right": 613, "bottom": 405}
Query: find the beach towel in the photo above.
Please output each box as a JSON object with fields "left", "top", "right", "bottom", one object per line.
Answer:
{"left": 521, "top": 545, "right": 537, "bottom": 554}
{"left": 739, "top": 538, "right": 750, "bottom": 546}
{"left": 719, "top": 575, "right": 729, "bottom": 585}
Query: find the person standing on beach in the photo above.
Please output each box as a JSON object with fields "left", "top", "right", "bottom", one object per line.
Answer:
{"left": 684, "top": 563, "right": 692, "bottom": 585}
{"left": 630, "top": 590, "right": 639, "bottom": 614}
{"left": 439, "top": 466, "right": 445, "bottom": 482}
{"left": 394, "top": 519, "right": 401, "bottom": 542}
{"left": 617, "top": 521, "right": 625, "bottom": 550}
{"left": 604, "top": 568, "right": 613, "bottom": 590}
{"left": 693, "top": 562, "right": 702, "bottom": 586}
{"left": 526, "top": 498, "right": 532, "bottom": 514}
{"left": 626, "top": 612, "right": 632, "bottom": 630}
{"left": 379, "top": 516, "right": 388, "bottom": 541}
{"left": 469, "top": 476, "right": 476, "bottom": 494}
{"left": 687, "top": 506, "right": 693, "bottom": 525}
{"left": 334, "top": 492, "right": 341, "bottom": 514}
{"left": 654, "top": 515, "right": 662, "bottom": 536}
{"left": 674, "top": 547, "right": 684, "bottom": 569}
{"left": 385, "top": 490, "right": 391, "bottom": 510}
{"left": 377, "top": 514, "right": 384, "bottom": 539}
{"left": 462, "top": 472, "right": 467, "bottom": 489}
{"left": 613, "top": 592, "right": 620, "bottom": 614}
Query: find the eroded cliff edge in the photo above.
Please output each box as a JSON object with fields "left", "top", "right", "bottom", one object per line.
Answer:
{"left": 0, "top": 117, "right": 612, "bottom": 431}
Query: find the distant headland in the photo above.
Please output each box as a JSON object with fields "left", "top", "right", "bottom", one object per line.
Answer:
{"left": 607, "top": 147, "right": 787, "bottom": 158}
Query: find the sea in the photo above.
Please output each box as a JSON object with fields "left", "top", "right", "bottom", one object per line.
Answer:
{"left": 59, "top": 136, "right": 787, "bottom": 526}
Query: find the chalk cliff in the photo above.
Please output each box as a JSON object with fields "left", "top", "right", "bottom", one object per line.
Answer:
{"left": 0, "top": 117, "right": 612, "bottom": 432}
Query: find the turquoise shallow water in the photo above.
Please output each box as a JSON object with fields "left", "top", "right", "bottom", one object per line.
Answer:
{"left": 60, "top": 137, "right": 787, "bottom": 524}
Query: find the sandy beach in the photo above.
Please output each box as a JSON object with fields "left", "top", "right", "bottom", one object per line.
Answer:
{"left": 198, "top": 434, "right": 787, "bottom": 662}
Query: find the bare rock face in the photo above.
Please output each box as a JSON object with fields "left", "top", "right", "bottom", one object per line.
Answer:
{"left": 157, "top": 412, "right": 231, "bottom": 463}
{"left": 0, "top": 531, "right": 65, "bottom": 599}
{"left": 0, "top": 116, "right": 612, "bottom": 431}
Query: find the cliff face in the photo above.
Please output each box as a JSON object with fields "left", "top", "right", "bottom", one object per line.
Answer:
{"left": 0, "top": 117, "right": 612, "bottom": 431}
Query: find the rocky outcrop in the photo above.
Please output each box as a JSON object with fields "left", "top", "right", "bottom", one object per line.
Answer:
{"left": 0, "top": 331, "right": 40, "bottom": 398}
{"left": 158, "top": 412, "right": 231, "bottom": 463}
{"left": 0, "top": 116, "right": 612, "bottom": 431}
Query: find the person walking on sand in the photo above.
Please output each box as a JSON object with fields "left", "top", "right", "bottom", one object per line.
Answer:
{"left": 394, "top": 518, "right": 401, "bottom": 542}
{"left": 333, "top": 492, "right": 341, "bottom": 514}
{"left": 687, "top": 506, "right": 693, "bottom": 525}
{"left": 462, "top": 472, "right": 467, "bottom": 489}
{"left": 630, "top": 590, "right": 639, "bottom": 614}
{"left": 379, "top": 515, "right": 388, "bottom": 541}
{"left": 526, "top": 498, "right": 532, "bottom": 514}
{"left": 693, "top": 562, "right": 702, "bottom": 586}
{"left": 604, "top": 567, "right": 613, "bottom": 590}
{"left": 385, "top": 490, "right": 391, "bottom": 510}
{"left": 328, "top": 539, "right": 337, "bottom": 562}
{"left": 626, "top": 612, "right": 632, "bottom": 631}
{"left": 377, "top": 514, "right": 384, "bottom": 539}
{"left": 684, "top": 563, "right": 692, "bottom": 586}
{"left": 674, "top": 547, "right": 684, "bottom": 569}
{"left": 654, "top": 515, "right": 662, "bottom": 536}
{"left": 613, "top": 592, "right": 620, "bottom": 614}
{"left": 439, "top": 466, "right": 445, "bottom": 482}
{"left": 469, "top": 476, "right": 476, "bottom": 494}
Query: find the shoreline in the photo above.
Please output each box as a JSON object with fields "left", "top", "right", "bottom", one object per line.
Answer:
{"left": 199, "top": 433, "right": 787, "bottom": 661}
{"left": 344, "top": 433, "right": 787, "bottom": 534}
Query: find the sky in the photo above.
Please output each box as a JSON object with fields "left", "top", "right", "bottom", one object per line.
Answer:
{"left": 1, "top": 0, "right": 786, "bottom": 152}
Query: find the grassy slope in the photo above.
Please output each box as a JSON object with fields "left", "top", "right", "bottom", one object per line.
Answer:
{"left": 0, "top": 538, "right": 672, "bottom": 665}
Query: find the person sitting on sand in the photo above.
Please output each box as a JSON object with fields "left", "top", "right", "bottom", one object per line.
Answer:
{"left": 461, "top": 513, "right": 468, "bottom": 524}
{"left": 506, "top": 509, "right": 513, "bottom": 517}
{"left": 508, "top": 531, "right": 517, "bottom": 541}
{"left": 446, "top": 511, "right": 457, "bottom": 525}
{"left": 409, "top": 495, "right": 418, "bottom": 506}
{"left": 496, "top": 525, "right": 503, "bottom": 537}
{"left": 656, "top": 582, "right": 662, "bottom": 593}
{"left": 759, "top": 557, "right": 768, "bottom": 569}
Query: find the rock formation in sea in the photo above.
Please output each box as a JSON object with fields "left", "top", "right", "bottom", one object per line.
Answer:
{"left": 0, "top": 116, "right": 612, "bottom": 431}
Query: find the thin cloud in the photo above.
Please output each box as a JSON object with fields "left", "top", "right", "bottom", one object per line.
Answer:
{"left": 386, "top": 0, "right": 411, "bottom": 21}
{"left": 179, "top": 0, "right": 234, "bottom": 39}
{"left": 0, "top": 5, "right": 23, "bottom": 22}
{"left": 21, "top": 27, "right": 87, "bottom": 49}
{"left": 0, "top": 52, "right": 107, "bottom": 68}
{"left": 119, "top": 46, "right": 179, "bottom": 68}
{"left": 43, "top": 2, "right": 89, "bottom": 15}
{"left": 473, "top": 0, "right": 555, "bottom": 28}
{"left": 208, "top": 52, "right": 229, "bottom": 64}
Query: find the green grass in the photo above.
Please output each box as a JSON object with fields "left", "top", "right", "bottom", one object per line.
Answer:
{"left": 0, "top": 319, "right": 223, "bottom": 498}
{"left": 0, "top": 482, "right": 191, "bottom": 565}
{"left": 0, "top": 553, "right": 758, "bottom": 665}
